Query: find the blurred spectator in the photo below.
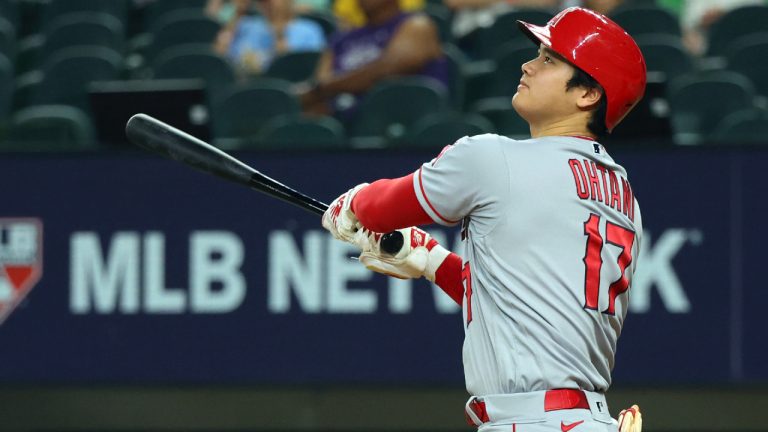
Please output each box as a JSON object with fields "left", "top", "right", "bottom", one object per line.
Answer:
{"left": 297, "top": 0, "right": 448, "bottom": 121}
{"left": 213, "top": 0, "right": 326, "bottom": 74}
{"left": 294, "top": 0, "right": 332, "bottom": 14}
{"left": 206, "top": 0, "right": 248, "bottom": 25}
{"left": 680, "top": 0, "right": 763, "bottom": 55}
{"left": 334, "top": 0, "right": 425, "bottom": 29}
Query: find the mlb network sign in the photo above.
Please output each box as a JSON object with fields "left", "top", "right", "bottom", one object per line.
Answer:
{"left": 65, "top": 228, "right": 695, "bottom": 316}
{"left": 0, "top": 219, "right": 43, "bottom": 324}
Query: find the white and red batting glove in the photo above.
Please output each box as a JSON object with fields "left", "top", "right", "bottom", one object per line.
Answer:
{"left": 356, "top": 227, "right": 450, "bottom": 280}
{"left": 617, "top": 405, "right": 642, "bottom": 432}
{"left": 321, "top": 183, "right": 368, "bottom": 243}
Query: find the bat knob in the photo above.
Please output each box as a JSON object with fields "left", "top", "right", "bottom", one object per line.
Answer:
{"left": 380, "top": 231, "right": 404, "bottom": 255}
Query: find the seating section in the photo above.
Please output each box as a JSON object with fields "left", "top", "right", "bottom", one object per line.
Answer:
{"left": 351, "top": 77, "right": 449, "bottom": 146}
{"left": 668, "top": 71, "right": 756, "bottom": 145}
{"left": 1, "top": 1, "right": 768, "bottom": 151}
{"left": 6, "top": 105, "right": 95, "bottom": 151}
{"left": 212, "top": 79, "right": 300, "bottom": 149}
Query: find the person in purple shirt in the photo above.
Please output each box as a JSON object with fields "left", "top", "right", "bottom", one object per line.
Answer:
{"left": 296, "top": 0, "right": 448, "bottom": 121}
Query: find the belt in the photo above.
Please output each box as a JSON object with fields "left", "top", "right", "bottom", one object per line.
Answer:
{"left": 465, "top": 389, "right": 591, "bottom": 426}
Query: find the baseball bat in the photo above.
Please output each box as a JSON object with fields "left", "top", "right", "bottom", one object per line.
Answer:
{"left": 125, "top": 114, "right": 404, "bottom": 255}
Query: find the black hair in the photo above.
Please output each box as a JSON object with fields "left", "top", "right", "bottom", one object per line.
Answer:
{"left": 566, "top": 67, "right": 609, "bottom": 138}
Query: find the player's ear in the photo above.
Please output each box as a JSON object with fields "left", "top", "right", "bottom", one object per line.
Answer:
{"left": 576, "top": 86, "right": 603, "bottom": 111}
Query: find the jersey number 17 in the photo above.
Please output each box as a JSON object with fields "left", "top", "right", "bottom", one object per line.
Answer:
{"left": 582, "top": 213, "right": 636, "bottom": 315}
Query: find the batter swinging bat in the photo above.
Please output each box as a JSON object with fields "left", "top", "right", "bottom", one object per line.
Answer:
{"left": 124, "top": 113, "right": 404, "bottom": 255}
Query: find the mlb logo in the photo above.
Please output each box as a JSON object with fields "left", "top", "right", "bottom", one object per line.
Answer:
{"left": 0, "top": 218, "right": 43, "bottom": 325}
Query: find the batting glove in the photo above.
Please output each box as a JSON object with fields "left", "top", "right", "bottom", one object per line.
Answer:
{"left": 618, "top": 405, "right": 642, "bottom": 432}
{"left": 322, "top": 183, "right": 368, "bottom": 243}
{"left": 356, "top": 226, "right": 450, "bottom": 280}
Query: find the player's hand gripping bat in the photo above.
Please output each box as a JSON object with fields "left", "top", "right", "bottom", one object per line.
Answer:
{"left": 125, "top": 113, "right": 404, "bottom": 255}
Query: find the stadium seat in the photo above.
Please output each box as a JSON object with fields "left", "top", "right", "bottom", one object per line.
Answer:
{"left": 40, "top": 0, "right": 128, "bottom": 27}
{"left": 12, "top": 70, "right": 43, "bottom": 111}
{"left": 404, "top": 111, "right": 494, "bottom": 149}
{"left": 264, "top": 50, "right": 322, "bottom": 83}
{"left": 146, "top": 10, "right": 220, "bottom": 62}
{"left": 442, "top": 43, "right": 468, "bottom": 110}
{"left": 707, "top": 5, "right": 768, "bottom": 56}
{"left": 712, "top": 107, "right": 768, "bottom": 145}
{"left": 423, "top": 3, "right": 453, "bottom": 44}
{"left": 668, "top": 71, "right": 756, "bottom": 145}
{"left": 254, "top": 114, "right": 346, "bottom": 150}
{"left": 0, "top": 0, "right": 19, "bottom": 26}
{"left": 33, "top": 46, "right": 123, "bottom": 112}
{"left": 475, "top": 9, "right": 553, "bottom": 59}
{"left": 350, "top": 76, "right": 449, "bottom": 146}
{"left": 469, "top": 97, "right": 529, "bottom": 138}
{"left": 492, "top": 41, "right": 537, "bottom": 97}
{"left": 5, "top": 105, "right": 96, "bottom": 151}
{"left": 212, "top": 79, "right": 300, "bottom": 149}
{"left": 0, "top": 53, "right": 12, "bottom": 121}
{"left": 153, "top": 45, "right": 235, "bottom": 101}
{"left": 142, "top": 0, "right": 209, "bottom": 31}
{"left": 609, "top": 4, "right": 681, "bottom": 37}
{"left": 43, "top": 12, "right": 125, "bottom": 58}
{"left": 15, "top": 34, "right": 44, "bottom": 75}
{"left": 635, "top": 34, "right": 693, "bottom": 82}
{"left": 726, "top": 33, "right": 768, "bottom": 97}
{"left": 0, "top": 16, "right": 14, "bottom": 61}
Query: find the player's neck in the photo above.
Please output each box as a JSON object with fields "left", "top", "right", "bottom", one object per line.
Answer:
{"left": 529, "top": 118, "right": 596, "bottom": 140}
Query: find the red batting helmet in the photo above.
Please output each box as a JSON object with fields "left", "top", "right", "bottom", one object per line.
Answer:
{"left": 517, "top": 7, "right": 647, "bottom": 132}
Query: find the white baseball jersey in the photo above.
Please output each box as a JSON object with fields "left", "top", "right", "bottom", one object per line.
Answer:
{"left": 412, "top": 134, "right": 642, "bottom": 397}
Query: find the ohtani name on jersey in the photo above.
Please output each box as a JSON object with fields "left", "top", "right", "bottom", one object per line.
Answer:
{"left": 568, "top": 159, "right": 635, "bottom": 222}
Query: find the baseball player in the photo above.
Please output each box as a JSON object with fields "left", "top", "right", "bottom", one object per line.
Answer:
{"left": 323, "top": 7, "right": 645, "bottom": 432}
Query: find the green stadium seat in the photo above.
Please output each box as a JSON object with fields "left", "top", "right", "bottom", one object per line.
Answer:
{"left": 442, "top": 43, "right": 468, "bottom": 110}
{"left": 707, "top": 5, "right": 768, "bottom": 56}
{"left": 404, "top": 111, "right": 494, "bottom": 149}
{"left": 4, "top": 105, "right": 95, "bottom": 151}
{"left": 668, "top": 71, "right": 755, "bottom": 145}
{"left": 351, "top": 76, "right": 449, "bottom": 146}
{"left": 609, "top": 5, "right": 681, "bottom": 37}
{"left": 492, "top": 41, "right": 537, "bottom": 97}
{"left": 147, "top": 10, "right": 220, "bottom": 62}
{"left": 0, "top": 52, "right": 12, "bottom": 121}
{"left": 33, "top": 46, "right": 123, "bottom": 112}
{"left": 712, "top": 108, "right": 768, "bottom": 144}
{"left": 254, "top": 114, "right": 346, "bottom": 150}
{"left": 12, "top": 70, "right": 43, "bottom": 111}
{"left": 40, "top": 0, "right": 128, "bottom": 27}
{"left": 153, "top": 45, "right": 235, "bottom": 101}
{"left": 635, "top": 34, "right": 693, "bottom": 82}
{"left": 43, "top": 12, "right": 125, "bottom": 57}
{"left": 469, "top": 97, "right": 529, "bottom": 139}
{"left": 726, "top": 33, "right": 768, "bottom": 97}
{"left": 475, "top": 9, "right": 553, "bottom": 59}
{"left": 143, "top": 0, "right": 209, "bottom": 31}
{"left": 423, "top": 3, "right": 453, "bottom": 44}
{"left": 0, "top": 0, "right": 19, "bottom": 26}
{"left": 15, "top": 34, "right": 44, "bottom": 75}
{"left": 0, "top": 16, "right": 14, "bottom": 60}
{"left": 212, "top": 78, "right": 300, "bottom": 149}
{"left": 264, "top": 50, "right": 322, "bottom": 83}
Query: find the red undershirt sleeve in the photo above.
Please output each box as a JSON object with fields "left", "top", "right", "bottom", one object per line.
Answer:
{"left": 352, "top": 174, "right": 464, "bottom": 306}
{"left": 351, "top": 173, "right": 433, "bottom": 232}
{"left": 433, "top": 251, "right": 463, "bottom": 306}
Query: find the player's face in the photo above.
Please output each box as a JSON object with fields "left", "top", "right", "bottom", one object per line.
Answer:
{"left": 512, "top": 46, "right": 583, "bottom": 126}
